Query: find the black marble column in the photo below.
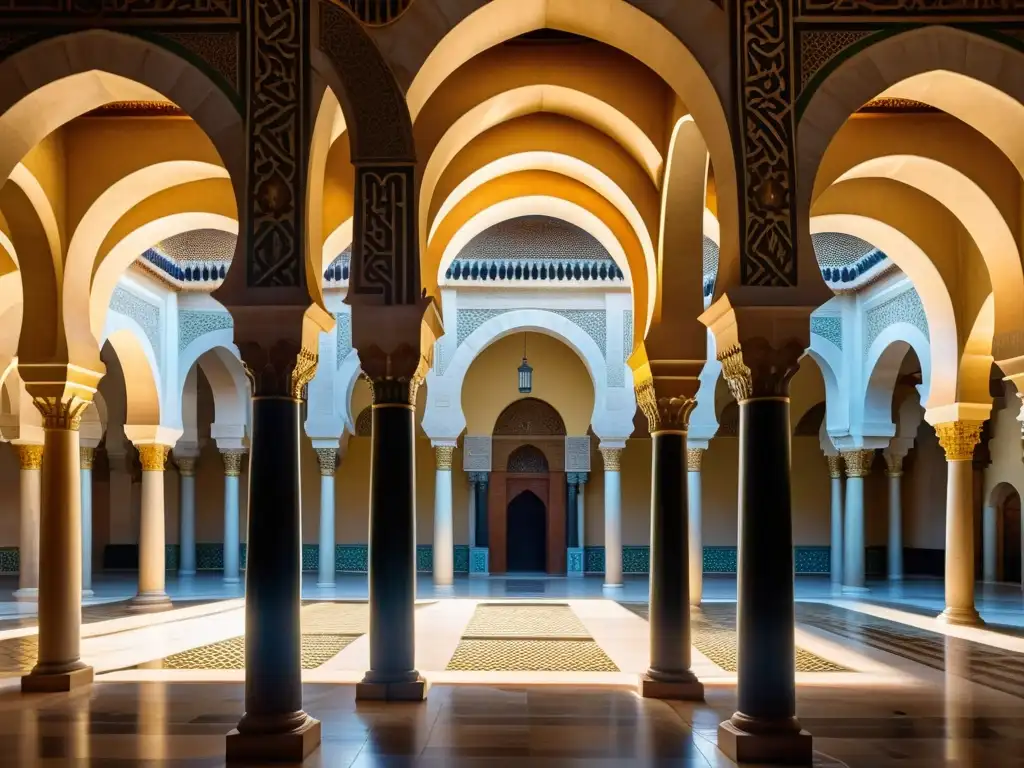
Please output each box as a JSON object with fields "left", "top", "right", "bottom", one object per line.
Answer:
{"left": 357, "top": 380, "right": 426, "bottom": 701}
{"left": 566, "top": 475, "right": 579, "bottom": 549}
{"left": 474, "top": 473, "right": 489, "bottom": 547}
{"left": 228, "top": 390, "right": 319, "bottom": 760}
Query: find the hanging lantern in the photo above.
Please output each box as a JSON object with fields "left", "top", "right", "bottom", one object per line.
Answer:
{"left": 518, "top": 334, "right": 533, "bottom": 393}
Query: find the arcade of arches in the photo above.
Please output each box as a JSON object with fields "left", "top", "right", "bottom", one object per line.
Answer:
{"left": 2, "top": 3, "right": 1024, "bottom": 767}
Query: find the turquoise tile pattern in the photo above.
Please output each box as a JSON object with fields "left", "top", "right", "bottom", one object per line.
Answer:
{"left": 566, "top": 547, "right": 584, "bottom": 574}
{"left": 0, "top": 547, "right": 18, "bottom": 574}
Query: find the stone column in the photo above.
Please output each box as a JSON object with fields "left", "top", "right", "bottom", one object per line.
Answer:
{"left": 982, "top": 504, "right": 998, "bottom": 583}
{"left": 469, "top": 472, "right": 489, "bottom": 575}
{"left": 936, "top": 421, "right": 984, "bottom": 625}
{"left": 826, "top": 454, "right": 843, "bottom": 588}
{"left": 315, "top": 448, "right": 338, "bottom": 588}
{"left": 577, "top": 472, "right": 587, "bottom": 549}
{"left": 80, "top": 447, "right": 95, "bottom": 598}
{"left": 356, "top": 373, "right": 428, "bottom": 702}
{"left": 712, "top": 340, "right": 811, "bottom": 764}
{"left": 432, "top": 444, "right": 455, "bottom": 588}
{"left": 841, "top": 449, "right": 873, "bottom": 593}
{"left": 687, "top": 448, "right": 705, "bottom": 608}
{"left": 566, "top": 474, "right": 583, "bottom": 576}
{"left": 637, "top": 378, "right": 703, "bottom": 701}
{"left": 885, "top": 452, "right": 904, "bottom": 582}
{"left": 600, "top": 446, "right": 624, "bottom": 588}
{"left": 22, "top": 398, "right": 93, "bottom": 692}
{"left": 467, "top": 474, "right": 477, "bottom": 556}
{"left": 221, "top": 450, "right": 244, "bottom": 585}
{"left": 176, "top": 456, "right": 197, "bottom": 577}
{"left": 131, "top": 445, "right": 172, "bottom": 611}
{"left": 13, "top": 444, "right": 43, "bottom": 601}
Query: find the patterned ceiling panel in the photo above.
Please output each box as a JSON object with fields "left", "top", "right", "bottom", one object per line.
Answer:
{"left": 456, "top": 216, "right": 613, "bottom": 263}
{"left": 811, "top": 232, "right": 877, "bottom": 268}
{"left": 157, "top": 229, "right": 236, "bottom": 263}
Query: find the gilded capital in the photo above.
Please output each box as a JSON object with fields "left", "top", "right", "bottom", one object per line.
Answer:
{"left": 222, "top": 450, "right": 246, "bottom": 477}
{"left": 176, "top": 456, "right": 197, "bottom": 476}
{"left": 16, "top": 444, "right": 44, "bottom": 471}
{"left": 80, "top": 446, "right": 95, "bottom": 470}
{"left": 841, "top": 449, "right": 874, "bottom": 478}
{"left": 935, "top": 420, "right": 983, "bottom": 462}
{"left": 315, "top": 448, "right": 337, "bottom": 476}
{"left": 686, "top": 448, "right": 704, "bottom": 472}
{"left": 825, "top": 454, "right": 842, "bottom": 479}
{"left": 717, "top": 338, "right": 803, "bottom": 402}
{"left": 435, "top": 444, "right": 455, "bottom": 470}
{"left": 884, "top": 452, "right": 904, "bottom": 478}
{"left": 138, "top": 444, "right": 169, "bottom": 472}
{"left": 600, "top": 447, "right": 622, "bottom": 471}
{"left": 32, "top": 396, "right": 89, "bottom": 431}
{"left": 635, "top": 376, "right": 697, "bottom": 434}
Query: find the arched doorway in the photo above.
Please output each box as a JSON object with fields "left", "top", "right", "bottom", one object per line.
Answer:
{"left": 507, "top": 490, "right": 547, "bottom": 573}
{"left": 1003, "top": 490, "right": 1022, "bottom": 584}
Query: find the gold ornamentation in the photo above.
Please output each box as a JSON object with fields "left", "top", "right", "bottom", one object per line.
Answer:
{"left": 884, "top": 452, "right": 903, "bottom": 477}
{"left": 717, "top": 338, "right": 804, "bottom": 401}
{"left": 32, "top": 396, "right": 89, "bottom": 431}
{"left": 138, "top": 444, "right": 170, "bottom": 472}
{"left": 290, "top": 346, "right": 318, "bottom": 400}
{"left": 687, "top": 448, "right": 704, "bottom": 472}
{"left": 935, "top": 421, "right": 983, "bottom": 462}
{"left": 600, "top": 447, "right": 622, "bottom": 472}
{"left": 80, "top": 447, "right": 95, "bottom": 470}
{"left": 719, "top": 345, "right": 753, "bottom": 403}
{"left": 826, "top": 454, "right": 842, "bottom": 479}
{"left": 435, "top": 445, "right": 455, "bottom": 470}
{"left": 739, "top": 0, "right": 796, "bottom": 287}
{"left": 16, "top": 444, "right": 43, "bottom": 471}
{"left": 315, "top": 448, "right": 337, "bottom": 476}
{"left": 176, "top": 456, "right": 197, "bottom": 476}
{"left": 635, "top": 376, "right": 697, "bottom": 433}
{"left": 841, "top": 449, "right": 875, "bottom": 478}
{"left": 221, "top": 450, "right": 245, "bottom": 477}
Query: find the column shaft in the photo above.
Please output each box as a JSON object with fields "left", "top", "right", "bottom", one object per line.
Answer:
{"left": 841, "top": 450, "right": 872, "bottom": 593}
{"left": 602, "top": 448, "right": 623, "bottom": 587}
{"left": 474, "top": 476, "right": 488, "bottom": 547}
{"left": 936, "top": 421, "right": 983, "bottom": 625}
{"left": 577, "top": 477, "right": 586, "bottom": 548}
{"left": 133, "top": 445, "right": 171, "bottom": 610}
{"left": 982, "top": 504, "right": 997, "bottom": 583}
{"left": 826, "top": 455, "right": 843, "bottom": 587}
{"left": 887, "top": 472, "right": 904, "bottom": 581}
{"left": 177, "top": 459, "right": 197, "bottom": 576}
{"left": 223, "top": 469, "right": 241, "bottom": 584}
{"left": 433, "top": 445, "right": 454, "bottom": 587}
{"left": 80, "top": 448, "right": 94, "bottom": 596}
{"left": 566, "top": 479, "right": 579, "bottom": 549}
{"left": 467, "top": 478, "right": 476, "bottom": 551}
{"left": 686, "top": 449, "right": 704, "bottom": 608}
{"left": 15, "top": 445, "right": 43, "bottom": 601}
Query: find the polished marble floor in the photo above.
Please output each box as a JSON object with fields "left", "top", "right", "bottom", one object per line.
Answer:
{"left": 1, "top": 573, "right": 1023, "bottom": 765}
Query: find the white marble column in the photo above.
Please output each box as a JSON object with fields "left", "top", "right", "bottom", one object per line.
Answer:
{"left": 80, "top": 447, "right": 95, "bottom": 598}
{"left": 222, "top": 450, "right": 244, "bottom": 585}
{"left": 826, "top": 454, "right": 844, "bottom": 588}
{"left": 131, "top": 444, "right": 171, "bottom": 611}
{"left": 884, "top": 451, "right": 904, "bottom": 582}
{"left": 687, "top": 447, "right": 704, "bottom": 607}
{"left": 600, "top": 445, "right": 624, "bottom": 588}
{"left": 432, "top": 443, "right": 455, "bottom": 588}
{"left": 14, "top": 444, "right": 43, "bottom": 602}
{"left": 841, "top": 449, "right": 873, "bottom": 593}
{"left": 936, "top": 421, "right": 984, "bottom": 625}
{"left": 983, "top": 504, "right": 998, "bottom": 583}
{"left": 176, "top": 455, "right": 197, "bottom": 576}
{"left": 315, "top": 448, "right": 337, "bottom": 588}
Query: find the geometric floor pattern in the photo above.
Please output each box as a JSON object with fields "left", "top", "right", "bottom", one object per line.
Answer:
{"left": 447, "top": 603, "right": 619, "bottom": 672}
{"left": 161, "top": 634, "right": 356, "bottom": 670}
{"left": 0, "top": 635, "right": 38, "bottom": 675}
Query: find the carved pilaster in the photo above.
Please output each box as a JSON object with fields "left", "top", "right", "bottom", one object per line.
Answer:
{"left": 600, "top": 447, "right": 622, "bottom": 472}
{"left": 825, "top": 454, "right": 842, "bottom": 479}
{"left": 435, "top": 445, "right": 455, "bottom": 471}
{"left": 138, "top": 445, "right": 170, "bottom": 472}
{"left": 686, "top": 448, "right": 705, "bottom": 472}
{"left": 80, "top": 447, "right": 95, "bottom": 470}
{"left": 222, "top": 450, "right": 245, "bottom": 477}
{"left": 315, "top": 448, "right": 338, "bottom": 477}
{"left": 841, "top": 449, "right": 874, "bottom": 478}
{"left": 718, "top": 338, "right": 804, "bottom": 402}
{"left": 16, "top": 444, "right": 43, "bottom": 471}
{"left": 935, "top": 421, "right": 984, "bottom": 462}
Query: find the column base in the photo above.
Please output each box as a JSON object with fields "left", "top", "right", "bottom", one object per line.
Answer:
{"left": 81, "top": 590, "right": 94, "bottom": 599}
{"left": 316, "top": 581, "right": 336, "bottom": 589}
{"left": 128, "top": 592, "right": 172, "bottom": 613}
{"left": 840, "top": 585, "right": 870, "bottom": 595}
{"left": 717, "top": 718, "right": 812, "bottom": 766}
{"left": 469, "top": 547, "right": 489, "bottom": 577}
{"left": 639, "top": 673, "right": 704, "bottom": 701}
{"left": 566, "top": 547, "right": 584, "bottom": 577}
{"left": 22, "top": 664, "right": 94, "bottom": 693}
{"left": 602, "top": 582, "right": 623, "bottom": 590}
{"left": 223, "top": 577, "right": 241, "bottom": 585}
{"left": 13, "top": 588, "right": 38, "bottom": 602}
{"left": 355, "top": 676, "right": 429, "bottom": 702}
{"left": 938, "top": 606, "right": 984, "bottom": 626}
{"left": 226, "top": 713, "right": 321, "bottom": 763}
{"left": 179, "top": 570, "right": 196, "bottom": 577}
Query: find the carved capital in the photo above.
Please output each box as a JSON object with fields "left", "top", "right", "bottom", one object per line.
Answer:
{"left": 576, "top": 471, "right": 589, "bottom": 485}
{"left": 315, "top": 448, "right": 338, "bottom": 476}
{"left": 825, "top": 453, "right": 842, "bottom": 479}
{"left": 841, "top": 449, "right": 874, "bottom": 478}
{"left": 239, "top": 339, "right": 319, "bottom": 399}
{"left": 138, "top": 444, "right": 170, "bottom": 472}
{"left": 468, "top": 471, "right": 489, "bottom": 486}
{"left": 222, "top": 450, "right": 246, "bottom": 477}
{"left": 718, "top": 337, "right": 804, "bottom": 402}
{"left": 884, "top": 451, "right": 903, "bottom": 478}
{"left": 935, "top": 420, "right": 984, "bottom": 462}
{"left": 80, "top": 447, "right": 95, "bottom": 470}
{"left": 686, "top": 448, "right": 704, "bottom": 472}
{"left": 354, "top": 301, "right": 442, "bottom": 406}
{"left": 635, "top": 377, "right": 697, "bottom": 434}
{"left": 16, "top": 444, "right": 43, "bottom": 471}
{"left": 176, "top": 456, "right": 197, "bottom": 476}
{"left": 32, "top": 396, "right": 89, "bottom": 431}
{"left": 435, "top": 445, "right": 455, "bottom": 470}
{"left": 600, "top": 447, "right": 622, "bottom": 472}
{"left": 629, "top": 346, "right": 701, "bottom": 434}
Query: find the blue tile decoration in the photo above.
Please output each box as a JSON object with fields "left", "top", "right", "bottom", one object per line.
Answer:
{"left": 704, "top": 546, "right": 737, "bottom": 573}
{"left": 416, "top": 545, "right": 433, "bottom": 573}
{"left": 584, "top": 546, "right": 605, "bottom": 574}
{"left": 165, "top": 545, "right": 179, "bottom": 571}
{"left": 337, "top": 545, "right": 368, "bottom": 572}
{"left": 566, "top": 547, "right": 584, "bottom": 575}
{"left": 195, "top": 543, "right": 224, "bottom": 570}
{"left": 301, "top": 544, "right": 317, "bottom": 571}
{"left": 0, "top": 547, "right": 18, "bottom": 574}
{"left": 795, "top": 546, "right": 830, "bottom": 574}
{"left": 622, "top": 546, "right": 649, "bottom": 573}
{"left": 470, "top": 547, "right": 489, "bottom": 574}
{"left": 454, "top": 545, "right": 470, "bottom": 573}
